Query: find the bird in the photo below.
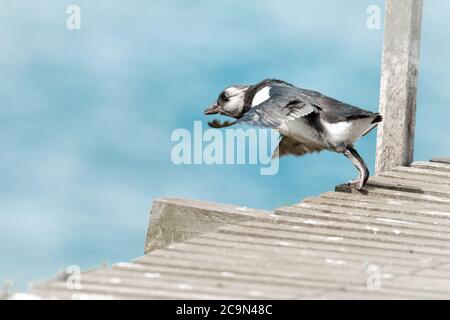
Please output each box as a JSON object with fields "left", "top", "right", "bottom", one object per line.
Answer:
{"left": 203, "top": 79, "right": 382, "bottom": 190}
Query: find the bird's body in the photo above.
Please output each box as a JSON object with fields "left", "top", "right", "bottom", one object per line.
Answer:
{"left": 278, "top": 111, "right": 378, "bottom": 154}
{"left": 204, "top": 79, "right": 382, "bottom": 189}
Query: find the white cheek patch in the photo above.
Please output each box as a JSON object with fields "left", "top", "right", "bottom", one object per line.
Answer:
{"left": 252, "top": 86, "right": 271, "bottom": 107}
{"left": 224, "top": 99, "right": 240, "bottom": 113}
{"left": 223, "top": 90, "right": 246, "bottom": 115}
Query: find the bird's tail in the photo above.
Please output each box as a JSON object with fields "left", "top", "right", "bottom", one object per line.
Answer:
{"left": 371, "top": 114, "right": 383, "bottom": 124}
{"left": 362, "top": 113, "right": 383, "bottom": 137}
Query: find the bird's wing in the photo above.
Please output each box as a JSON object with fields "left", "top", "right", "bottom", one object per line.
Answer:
{"left": 236, "top": 85, "right": 317, "bottom": 129}
{"left": 295, "top": 88, "right": 377, "bottom": 123}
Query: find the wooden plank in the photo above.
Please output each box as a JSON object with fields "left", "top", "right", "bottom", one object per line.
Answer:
{"left": 236, "top": 220, "right": 450, "bottom": 252}
{"left": 375, "top": 0, "right": 423, "bottom": 174}
{"left": 114, "top": 261, "right": 374, "bottom": 290}
{"left": 392, "top": 166, "right": 450, "bottom": 179}
{"left": 215, "top": 223, "right": 450, "bottom": 258}
{"left": 135, "top": 252, "right": 368, "bottom": 283}
{"left": 128, "top": 239, "right": 450, "bottom": 297}
{"left": 133, "top": 252, "right": 448, "bottom": 298}
{"left": 38, "top": 271, "right": 445, "bottom": 299}
{"left": 148, "top": 244, "right": 412, "bottom": 276}
{"left": 369, "top": 176, "right": 450, "bottom": 197}
{"left": 412, "top": 161, "right": 450, "bottom": 173}
{"left": 155, "top": 233, "right": 439, "bottom": 269}
{"left": 431, "top": 157, "right": 450, "bottom": 165}
{"left": 21, "top": 288, "right": 124, "bottom": 300}
{"left": 278, "top": 202, "right": 450, "bottom": 235}
{"left": 319, "top": 191, "right": 450, "bottom": 212}
{"left": 297, "top": 197, "right": 450, "bottom": 222}
{"left": 320, "top": 289, "right": 446, "bottom": 300}
{"left": 143, "top": 240, "right": 450, "bottom": 295}
{"left": 134, "top": 257, "right": 367, "bottom": 295}
{"left": 187, "top": 233, "right": 436, "bottom": 270}
{"left": 118, "top": 247, "right": 414, "bottom": 278}
{"left": 335, "top": 184, "right": 450, "bottom": 205}
{"left": 77, "top": 271, "right": 309, "bottom": 300}
{"left": 85, "top": 268, "right": 330, "bottom": 298}
{"left": 381, "top": 169, "right": 450, "bottom": 185}
{"left": 337, "top": 176, "right": 450, "bottom": 199}
{"left": 145, "top": 198, "right": 271, "bottom": 253}
{"left": 132, "top": 260, "right": 447, "bottom": 298}
{"left": 37, "top": 281, "right": 245, "bottom": 300}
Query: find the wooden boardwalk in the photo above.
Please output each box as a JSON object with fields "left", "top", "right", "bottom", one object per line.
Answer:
{"left": 28, "top": 158, "right": 450, "bottom": 299}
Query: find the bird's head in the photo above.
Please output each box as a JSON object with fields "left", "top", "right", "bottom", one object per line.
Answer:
{"left": 204, "top": 85, "right": 249, "bottom": 119}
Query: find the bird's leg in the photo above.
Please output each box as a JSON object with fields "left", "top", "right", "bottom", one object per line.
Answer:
{"left": 343, "top": 146, "right": 369, "bottom": 190}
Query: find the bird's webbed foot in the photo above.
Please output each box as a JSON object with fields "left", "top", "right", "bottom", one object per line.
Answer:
{"left": 347, "top": 177, "right": 365, "bottom": 191}
{"left": 208, "top": 119, "right": 237, "bottom": 128}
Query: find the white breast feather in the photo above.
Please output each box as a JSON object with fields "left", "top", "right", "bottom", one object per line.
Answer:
{"left": 323, "top": 119, "right": 375, "bottom": 145}
{"left": 251, "top": 86, "right": 271, "bottom": 107}
{"left": 324, "top": 121, "right": 352, "bottom": 136}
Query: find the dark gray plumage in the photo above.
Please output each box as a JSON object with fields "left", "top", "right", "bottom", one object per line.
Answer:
{"left": 203, "top": 79, "right": 382, "bottom": 190}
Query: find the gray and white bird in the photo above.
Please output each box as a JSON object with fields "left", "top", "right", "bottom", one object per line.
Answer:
{"left": 203, "top": 79, "right": 382, "bottom": 190}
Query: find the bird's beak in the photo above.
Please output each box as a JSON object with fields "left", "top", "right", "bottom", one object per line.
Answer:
{"left": 204, "top": 103, "right": 220, "bottom": 115}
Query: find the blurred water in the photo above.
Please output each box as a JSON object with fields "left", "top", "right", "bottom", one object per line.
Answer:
{"left": 0, "top": 0, "right": 449, "bottom": 291}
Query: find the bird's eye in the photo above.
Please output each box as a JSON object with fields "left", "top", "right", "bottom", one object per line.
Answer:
{"left": 220, "top": 93, "right": 229, "bottom": 101}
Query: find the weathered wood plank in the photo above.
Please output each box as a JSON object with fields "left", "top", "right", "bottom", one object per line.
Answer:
{"left": 133, "top": 252, "right": 450, "bottom": 298}
{"left": 144, "top": 233, "right": 439, "bottom": 269}
{"left": 118, "top": 247, "right": 415, "bottom": 277}
{"left": 297, "top": 197, "right": 450, "bottom": 222}
{"left": 37, "top": 273, "right": 447, "bottom": 300}
{"left": 392, "top": 166, "right": 450, "bottom": 179}
{"left": 320, "top": 289, "right": 446, "bottom": 300}
{"left": 133, "top": 253, "right": 448, "bottom": 298}
{"left": 412, "top": 161, "right": 450, "bottom": 173}
{"left": 382, "top": 169, "right": 450, "bottom": 185}
{"left": 36, "top": 281, "right": 245, "bottom": 300}
{"left": 189, "top": 236, "right": 436, "bottom": 273}
{"left": 77, "top": 271, "right": 308, "bottom": 300}
{"left": 114, "top": 261, "right": 374, "bottom": 288}
{"left": 86, "top": 268, "right": 330, "bottom": 298}
{"left": 145, "top": 198, "right": 271, "bottom": 253}
{"left": 132, "top": 245, "right": 444, "bottom": 298}
{"left": 336, "top": 184, "right": 450, "bottom": 205}
{"left": 237, "top": 220, "right": 450, "bottom": 251}
{"left": 338, "top": 177, "right": 450, "bottom": 199}
{"left": 215, "top": 223, "right": 450, "bottom": 259}
{"left": 278, "top": 202, "right": 450, "bottom": 235}
{"left": 21, "top": 288, "right": 124, "bottom": 300}
{"left": 318, "top": 189, "right": 450, "bottom": 212}
{"left": 369, "top": 176, "right": 450, "bottom": 197}
{"left": 375, "top": 0, "right": 423, "bottom": 174}
{"left": 431, "top": 157, "right": 450, "bottom": 165}
{"left": 152, "top": 244, "right": 412, "bottom": 276}
{"left": 110, "top": 240, "right": 450, "bottom": 297}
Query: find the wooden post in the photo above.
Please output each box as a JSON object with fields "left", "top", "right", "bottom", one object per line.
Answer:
{"left": 375, "top": 0, "right": 423, "bottom": 175}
